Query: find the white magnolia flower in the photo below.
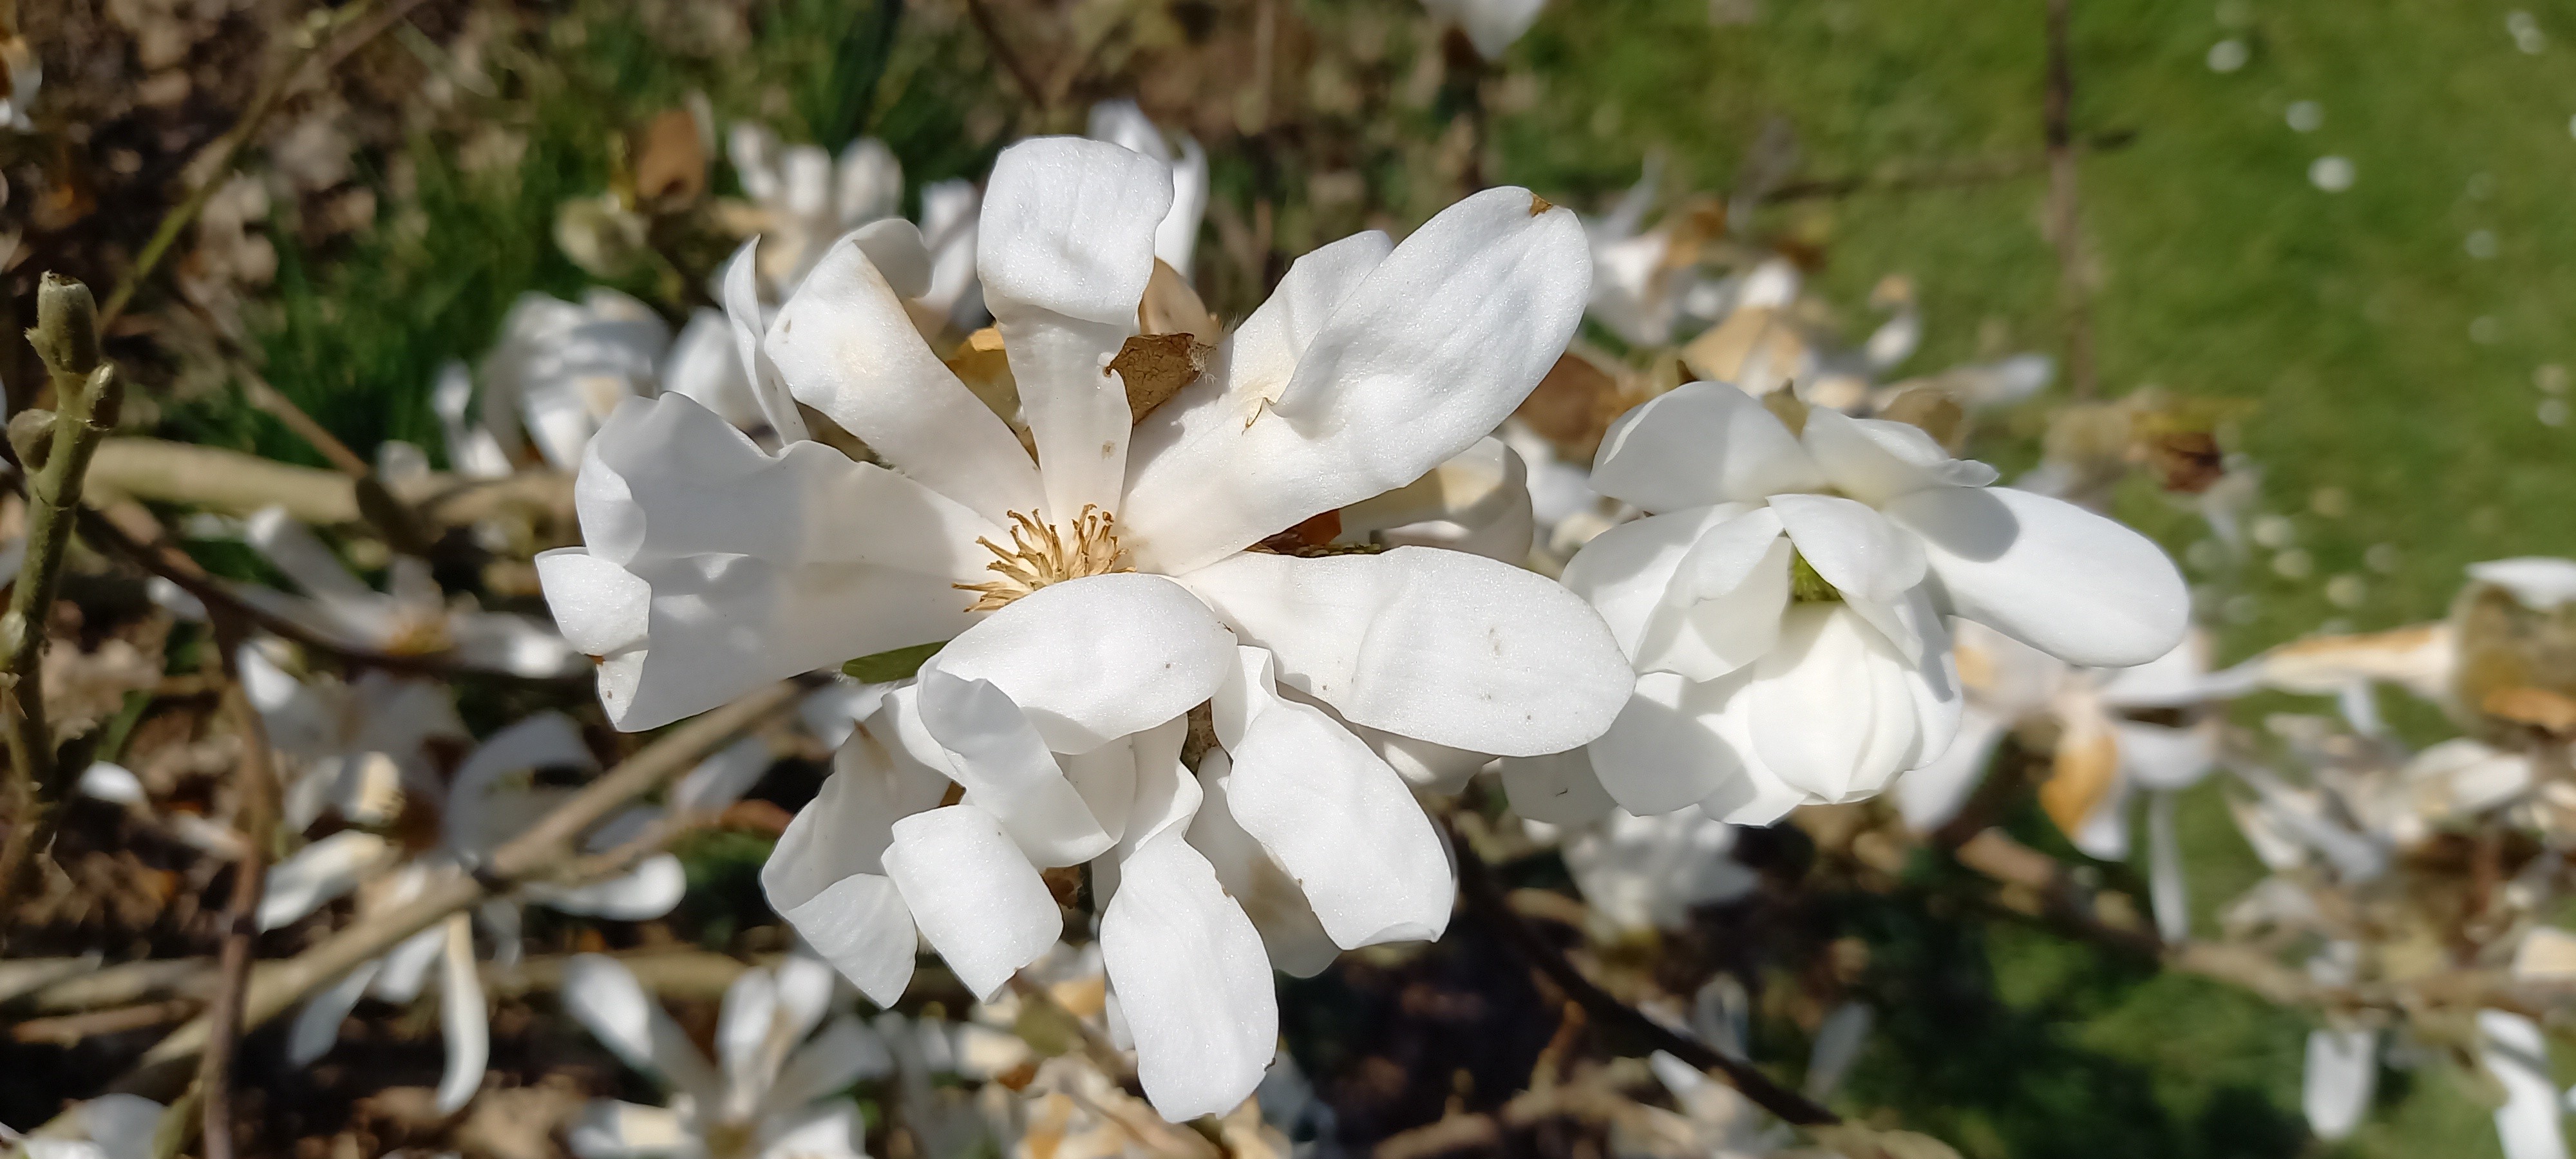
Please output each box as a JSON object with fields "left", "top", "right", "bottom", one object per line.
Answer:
{"left": 2481, "top": 1010, "right": 2569, "bottom": 1159}
{"left": 260, "top": 712, "right": 769, "bottom": 1114}
{"left": 437, "top": 288, "right": 670, "bottom": 475}
{"left": 528, "top": 136, "right": 1628, "bottom": 1117}
{"left": 727, "top": 124, "right": 904, "bottom": 290}
{"left": 1421, "top": 0, "right": 1546, "bottom": 59}
{"left": 1897, "top": 623, "right": 2228, "bottom": 942}
{"left": 1537, "top": 807, "right": 1758, "bottom": 934}
{"left": 236, "top": 641, "right": 466, "bottom": 832}
{"left": 1614, "top": 985, "right": 1869, "bottom": 1159}
{"left": 1086, "top": 101, "right": 1208, "bottom": 278}
{"left": 234, "top": 505, "right": 583, "bottom": 679}
{"left": 562, "top": 952, "right": 879, "bottom": 1159}
{"left": 1517, "top": 383, "right": 2187, "bottom": 828}
{"left": 3, "top": 1095, "right": 161, "bottom": 1159}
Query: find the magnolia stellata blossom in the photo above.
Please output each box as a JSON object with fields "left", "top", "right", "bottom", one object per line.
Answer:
{"left": 1898, "top": 623, "right": 2230, "bottom": 942}
{"left": 232, "top": 506, "right": 582, "bottom": 678}
{"left": 1421, "top": 0, "right": 1546, "bottom": 59}
{"left": 726, "top": 123, "right": 986, "bottom": 337}
{"left": 1533, "top": 806, "right": 1757, "bottom": 934}
{"left": 1513, "top": 383, "right": 2188, "bottom": 829}
{"left": 258, "top": 711, "right": 769, "bottom": 1113}
{"left": 561, "top": 952, "right": 881, "bottom": 1159}
{"left": 437, "top": 288, "right": 671, "bottom": 476}
{"left": 539, "top": 135, "right": 1631, "bottom": 1117}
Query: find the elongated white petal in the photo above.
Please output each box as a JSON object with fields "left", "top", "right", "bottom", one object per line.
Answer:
{"left": 529, "top": 855, "right": 687, "bottom": 921}
{"left": 1770, "top": 493, "right": 1926, "bottom": 605}
{"left": 1124, "top": 191, "right": 1586, "bottom": 574}
{"left": 883, "top": 805, "right": 1061, "bottom": 1001}
{"left": 1884, "top": 485, "right": 2188, "bottom": 669}
{"left": 1637, "top": 518, "right": 1792, "bottom": 681}
{"left": 1119, "top": 716, "right": 1200, "bottom": 858}
{"left": 927, "top": 572, "right": 1233, "bottom": 753}
{"left": 721, "top": 238, "right": 811, "bottom": 444}
{"left": 2302, "top": 1028, "right": 2376, "bottom": 1140}
{"left": 1590, "top": 382, "right": 1826, "bottom": 511}
{"left": 2145, "top": 791, "right": 2191, "bottom": 944}
{"left": 754, "top": 1100, "right": 869, "bottom": 1159}
{"left": 259, "top": 831, "right": 395, "bottom": 930}
{"left": 1893, "top": 704, "right": 2007, "bottom": 831}
{"left": 663, "top": 308, "right": 765, "bottom": 430}
{"left": 560, "top": 954, "right": 726, "bottom": 1108}
{"left": 761, "top": 718, "right": 949, "bottom": 1004}
{"left": 71, "top": 1095, "right": 166, "bottom": 1159}
{"left": 1499, "top": 748, "right": 1618, "bottom": 825}
{"left": 1585, "top": 672, "right": 1746, "bottom": 815}
{"left": 1560, "top": 506, "right": 1739, "bottom": 656}
{"left": 762, "top": 1015, "right": 895, "bottom": 1118}
{"left": 1798, "top": 407, "right": 1993, "bottom": 506}
{"left": 672, "top": 735, "right": 775, "bottom": 814}
{"left": 1189, "top": 750, "right": 1341, "bottom": 977}
{"left": 915, "top": 669, "right": 1115, "bottom": 866}
{"left": 717, "top": 966, "right": 781, "bottom": 1118}
{"left": 766, "top": 231, "right": 1041, "bottom": 524}
{"left": 373, "top": 910, "right": 448, "bottom": 1003}
{"left": 1179, "top": 547, "right": 1631, "bottom": 756}
{"left": 435, "top": 914, "right": 488, "bottom": 1113}
{"left": 289, "top": 959, "right": 383, "bottom": 1064}
{"left": 1101, "top": 832, "right": 1278, "bottom": 1121}
{"left": 446, "top": 711, "right": 595, "bottom": 855}
{"left": 1222, "top": 655, "right": 1452, "bottom": 947}
{"left": 2482, "top": 1011, "right": 2568, "bottom": 1159}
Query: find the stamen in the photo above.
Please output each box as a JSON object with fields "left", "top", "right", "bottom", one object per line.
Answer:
{"left": 955, "top": 505, "right": 1134, "bottom": 611}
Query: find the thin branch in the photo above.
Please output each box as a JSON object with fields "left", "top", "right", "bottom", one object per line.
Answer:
{"left": 4, "top": 948, "right": 775, "bottom": 1018}
{"left": 0, "top": 277, "right": 126, "bottom": 915}
{"left": 2042, "top": 0, "right": 2096, "bottom": 399}
{"left": 1444, "top": 818, "right": 1841, "bottom": 1127}
{"left": 195, "top": 609, "right": 280, "bottom": 1159}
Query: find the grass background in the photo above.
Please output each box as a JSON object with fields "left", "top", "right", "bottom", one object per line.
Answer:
{"left": 221, "top": 0, "right": 2576, "bottom": 1153}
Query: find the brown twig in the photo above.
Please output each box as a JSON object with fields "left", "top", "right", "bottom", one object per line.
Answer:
{"left": 8, "top": 1001, "right": 202, "bottom": 1044}
{"left": 1444, "top": 818, "right": 1841, "bottom": 1127}
{"left": 194, "top": 608, "right": 280, "bottom": 1159}
{"left": 3, "top": 949, "right": 779, "bottom": 1019}
{"left": 2041, "top": 0, "right": 2096, "bottom": 399}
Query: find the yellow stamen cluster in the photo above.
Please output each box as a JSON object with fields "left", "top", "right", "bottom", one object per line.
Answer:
{"left": 956, "top": 506, "right": 1133, "bottom": 612}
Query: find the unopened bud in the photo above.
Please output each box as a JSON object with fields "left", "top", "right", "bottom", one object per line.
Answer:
{"left": 30, "top": 274, "right": 100, "bottom": 379}
{"left": 8, "top": 408, "right": 53, "bottom": 471}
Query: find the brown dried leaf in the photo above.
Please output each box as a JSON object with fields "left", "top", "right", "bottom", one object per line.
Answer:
{"left": 2483, "top": 686, "right": 2576, "bottom": 736}
{"left": 2038, "top": 717, "right": 2120, "bottom": 841}
{"left": 1138, "top": 259, "right": 1220, "bottom": 343}
{"left": 633, "top": 108, "right": 706, "bottom": 205}
{"left": 1877, "top": 386, "right": 1965, "bottom": 451}
{"left": 1111, "top": 332, "right": 1213, "bottom": 422}
{"left": 1515, "top": 350, "right": 1622, "bottom": 457}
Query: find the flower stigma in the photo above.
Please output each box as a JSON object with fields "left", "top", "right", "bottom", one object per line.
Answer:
{"left": 956, "top": 505, "right": 1134, "bottom": 611}
{"left": 1788, "top": 551, "right": 1842, "bottom": 603}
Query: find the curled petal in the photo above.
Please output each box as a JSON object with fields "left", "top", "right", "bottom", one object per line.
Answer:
{"left": 1101, "top": 832, "right": 1278, "bottom": 1122}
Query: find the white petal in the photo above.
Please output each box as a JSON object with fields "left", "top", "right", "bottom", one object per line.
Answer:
{"left": 2482, "top": 1010, "right": 2568, "bottom": 1159}
{"left": 717, "top": 966, "right": 781, "bottom": 1117}
{"left": 914, "top": 669, "right": 1115, "bottom": 866}
{"left": 1559, "top": 506, "right": 1739, "bottom": 657}
{"left": 289, "top": 959, "right": 382, "bottom": 1064}
{"left": 2302, "top": 1028, "right": 2376, "bottom": 1140}
{"left": 763, "top": 1015, "right": 894, "bottom": 1118}
{"left": 926, "top": 572, "right": 1234, "bottom": 753}
{"left": 1741, "top": 604, "right": 1947, "bottom": 802}
{"left": 2117, "top": 721, "right": 2215, "bottom": 792}
{"left": 1123, "top": 190, "right": 1586, "bottom": 574}
{"left": 77, "top": 762, "right": 146, "bottom": 806}
{"left": 1883, "top": 485, "right": 2188, "bottom": 669}
{"left": 71, "top": 1095, "right": 165, "bottom": 1159}
{"left": 721, "top": 238, "right": 812, "bottom": 444}
{"left": 529, "top": 855, "right": 687, "bottom": 920}
{"left": 1798, "top": 407, "right": 1993, "bottom": 506}
{"left": 1118, "top": 715, "right": 1201, "bottom": 857}
{"left": 882, "top": 805, "right": 1061, "bottom": 1001}
{"left": 1189, "top": 751, "right": 1341, "bottom": 977}
{"left": 1423, "top": 0, "right": 1544, "bottom": 57}
{"left": 753, "top": 1101, "right": 868, "bottom": 1159}
{"left": 373, "top": 913, "right": 448, "bottom": 1003}
{"left": 1893, "top": 705, "right": 2006, "bottom": 831}
{"left": 1590, "top": 382, "right": 1826, "bottom": 511}
{"left": 672, "top": 734, "right": 775, "bottom": 814}
{"left": 1499, "top": 748, "right": 1618, "bottom": 826}
{"left": 435, "top": 914, "right": 488, "bottom": 1114}
{"left": 838, "top": 137, "right": 905, "bottom": 225}
{"left": 258, "top": 832, "right": 394, "bottom": 930}
{"left": 560, "top": 954, "right": 726, "bottom": 1107}
{"left": 849, "top": 218, "right": 933, "bottom": 300}
{"left": 1636, "top": 518, "right": 1793, "bottom": 681}
{"left": 1222, "top": 655, "right": 1453, "bottom": 947}
{"left": 1769, "top": 493, "right": 1926, "bottom": 605}
{"left": 2145, "top": 791, "right": 2191, "bottom": 944}
{"left": 445, "top": 711, "right": 596, "bottom": 854}
{"left": 663, "top": 308, "right": 766, "bottom": 430}
{"left": 1584, "top": 672, "right": 1747, "bottom": 815}
{"left": 1177, "top": 547, "right": 1632, "bottom": 757}
{"left": 766, "top": 231, "right": 1041, "bottom": 523}
{"left": 1101, "top": 833, "right": 1278, "bottom": 1122}
{"left": 761, "top": 720, "right": 949, "bottom": 1004}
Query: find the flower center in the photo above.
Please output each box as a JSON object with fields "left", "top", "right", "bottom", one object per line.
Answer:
{"left": 956, "top": 505, "right": 1133, "bottom": 611}
{"left": 1788, "top": 551, "right": 1842, "bottom": 603}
